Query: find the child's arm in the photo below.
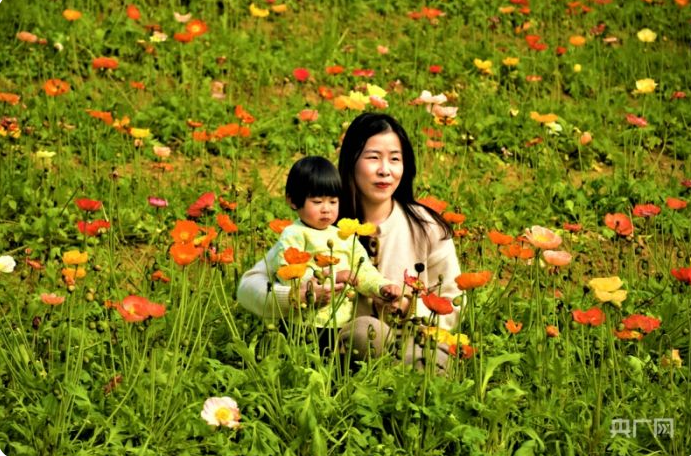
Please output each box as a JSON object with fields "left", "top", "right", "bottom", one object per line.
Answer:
{"left": 268, "top": 225, "right": 311, "bottom": 285}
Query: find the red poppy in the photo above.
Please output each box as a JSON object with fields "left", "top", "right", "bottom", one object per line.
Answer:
{"left": 421, "top": 292, "right": 453, "bottom": 315}
{"left": 187, "top": 192, "right": 215, "bottom": 217}
{"left": 682, "top": 179, "right": 691, "bottom": 188}
{"left": 449, "top": 344, "right": 475, "bottom": 359}
{"left": 173, "top": 32, "right": 194, "bottom": 43}
{"left": 622, "top": 314, "right": 660, "bottom": 333}
{"left": 186, "top": 19, "right": 208, "bottom": 37}
{"left": 666, "top": 197, "right": 687, "bottom": 210}
{"left": 671, "top": 91, "right": 686, "bottom": 100}
{"left": 404, "top": 270, "right": 426, "bottom": 293}
{"left": 429, "top": 65, "right": 442, "bottom": 74}
{"left": 455, "top": 271, "right": 492, "bottom": 290}
{"left": 75, "top": 198, "right": 103, "bottom": 212}
{"left": 632, "top": 203, "right": 661, "bottom": 217}
{"left": 625, "top": 114, "right": 647, "bottom": 128}
{"left": 352, "top": 68, "right": 375, "bottom": 77}
{"left": 92, "top": 57, "right": 118, "bottom": 70}
{"left": 572, "top": 307, "right": 605, "bottom": 326}
{"left": 487, "top": 230, "right": 514, "bottom": 245}
{"left": 525, "top": 34, "right": 547, "bottom": 51}
{"left": 325, "top": 65, "right": 344, "bottom": 75}
{"left": 126, "top": 4, "right": 141, "bottom": 20}
{"left": 115, "top": 295, "right": 166, "bottom": 322}
{"left": 77, "top": 220, "right": 111, "bottom": 236}
{"left": 671, "top": 267, "right": 691, "bottom": 284}
{"left": 269, "top": 219, "right": 292, "bottom": 234}
{"left": 293, "top": 68, "right": 310, "bottom": 82}
{"left": 284, "top": 247, "right": 311, "bottom": 265}
{"left": 170, "top": 242, "right": 201, "bottom": 266}
{"left": 43, "top": 79, "right": 70, "bottom": 97}
{"left": 563, "top": 222, "right": 582, "bottom": 232}
{"left": 505, "top": 319, "right": 523, "bottom": 334}
{"left": 417, "top": 195, "right": 448, "bottom": 213}
{"left": 604, "top": 213, "right": 633, "bottom": 236}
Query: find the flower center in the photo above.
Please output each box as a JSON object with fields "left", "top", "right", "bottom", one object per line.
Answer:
{"left": 215, "top": 407, "right": 231, "bottom": 423}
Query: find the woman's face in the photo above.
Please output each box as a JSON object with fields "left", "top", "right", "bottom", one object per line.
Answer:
{"left": 354, "top": 131, "right": 404, "bottom": 208}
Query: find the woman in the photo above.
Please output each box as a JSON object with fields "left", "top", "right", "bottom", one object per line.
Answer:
{"left": 237, "top": 113, "right": 462, "bottom": 369}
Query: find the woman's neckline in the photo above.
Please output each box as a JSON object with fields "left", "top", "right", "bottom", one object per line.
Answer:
{"left": 362, "top": 199, "right": 395, "bottom": 226}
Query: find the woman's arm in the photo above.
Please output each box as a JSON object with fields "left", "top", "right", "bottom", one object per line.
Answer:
{"left": 237, "top": 244, "right": 294, "bottom": 320}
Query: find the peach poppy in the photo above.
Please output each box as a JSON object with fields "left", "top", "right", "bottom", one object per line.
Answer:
{"left": 314, "top": 254, "right": 340, "bottom": 268}
{"left": 126, "top": 4, "right": 141, "bottom": 20}
{"left": 625, "top": 114, "right": 647, "bottom": 128}
{"left": 63, "top": 9, "right": 82, "bottom": 21}
{"left": 93, "top": 57, "right": 119, "bottom": 70}
{"left": 505, "top": 319, "right": 523, "bottom": 334}
{"left": 217, "top": 213, "right": 238, "bottom": 233}
{"left": 299, "top": 109, "right": 319, "bottom": 122}
{"left": 17, "top": 31, "right": 39, "bottom": 43}
{"left": 545, "top": 325, "right": 560, "bottom": 338}
{"left": 170, "top": 242, "right": 201, "bottom": 266}
{"left": 269, "top": 219, "right": 292, "bottom": 234}
{"left": 632, "top": 203, "right": 661, "bottom": 217}
{"left": 487, "top": 230, "right": 513, "bottom": 246}
{"left": 0, "top": 92, "right": 20, "bottom": 105}
{"left": 455, "top": 271, "right": 492, "bottom": 290}
{"left": 666, "top": 197, "right": 687, "bottom": 210}
{"left": 542, "top": 250, "right": 572, "bottom": 266}
{"left": 284, "top": 247, "right": 311, "bottom": 265}
{"left": 41, "top": 293, "right": 66, "bottom": 305}
{"left": 276, "top": 263, "right": 307, "bottom": 281}
{"left": 170, "top": 220, "right": 199, "bottom": 244}
{"left": 43, "top": 79, "right": 70, "bottom": 97}
{"left": 572, "top": 307, "right": 605, "bottom": 326}
{"left": 524, "top": 225, "right": 562, "bottom": 249}
{"left": 417, "top": 196, "right": 448, "bottom": 213}
{"left": 421, "top": 292, "right": 453, "bottom": 315}
{"left": 442, "top": 212, "right": 466, "bottom": 225}
{"left": 604, "top": 213, "right": 633, "bottom": 236}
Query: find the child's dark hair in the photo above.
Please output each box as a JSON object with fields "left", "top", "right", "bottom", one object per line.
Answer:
{"left": 286, "top": 156, "right": 341, "bottom": 208}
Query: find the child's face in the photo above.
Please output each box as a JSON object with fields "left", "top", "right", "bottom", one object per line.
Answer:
{"left": 296, "top": 196, "right": 339, "bottom": 230}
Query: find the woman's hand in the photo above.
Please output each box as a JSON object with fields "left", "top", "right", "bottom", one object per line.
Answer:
{"left": 372, "top": 294, "right": 411, "bottom": 318}
{"left": 301, "top": 278, "right": 346, "bottom": 308}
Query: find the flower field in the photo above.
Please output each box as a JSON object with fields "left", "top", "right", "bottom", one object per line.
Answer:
{"left": 1, "top": 0, "right": 691, "bottom": 454}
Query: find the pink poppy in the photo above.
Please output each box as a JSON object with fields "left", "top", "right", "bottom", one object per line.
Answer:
{"left": 625, "top": 114, "right": 648, "bottom": 128}
{"left": 542, "top": 250, "right": 572, "bottom": 266}
{"left": 148, "top": 196, "right": 169, "bottom": 207}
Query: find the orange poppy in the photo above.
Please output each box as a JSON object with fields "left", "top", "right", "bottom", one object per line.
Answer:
{"left": 43, "top": 79, "right": 70, "bottom": 97}
{"left": 666, "top": 197, "right": 687, "bottom": 210}
{"left": 151, "top": 270, "right": 170, "bottom": 283}
{"left": 421, "top": 292, "right": 453, "bottom": 315}
{"left": 318, "top": 86, "right": 334, "bottom": 100}
{"left": 63, "top": 9, "right": 82, "bottom": 21}
{"left": 192, "top": 130, "right": 212, "bottom": 142}
{"left": 93, "top": 57, "right": 119, "bottom": 70}
{"left": 442, "top": 211, "right": 466, "bottom": 224}
{"left": 545, "top": 325, "right": 560, "bottom": 338}
{"left": 325, "top": 65, "right": 344, "bottom": 75}
{"left": 0, "top": 92, "right": 20, "bottom": 105}
{"left": 115, "top": 295, "right": 166, "bottom": 323}
{"left": 170, "top": 220, "right": 199, "bottom": 244}
{"left": 209, "top": 247, "right": 234, "bottom": 264}
{"left": 449, "top": 344, "right": 475, "bottom": 359}
{"left": 174, "top": 32, "right": 194, "bottom": 43}
{"left": 170, "top": 242, "right": 201, "bottom": 266}
{"left": 604, "top": 213, "right": 633, "bottom": 236}
{"left": 572, "top": 307, "right": 605, "bottom": 326}
{"left": 126, "top": 4, "right": 141, "bottom": 20}
{"left": 569, "top": 35, "right": 586, "bottom": 46}
{"left": 299, "top": 109, "right": 319, "bottom": 122}
{"left": 613, "top": 329, "right": 643, "bottom": 341}
{"left": 314, "top": 254, "right": 340, "bottom": 267}
{"left": 217, "top": 213, "right": 238, "bottom": 233}
{"left": 86, "top": 109, "right": 113, "bottom": 125}
{"left": 284, "top": 247, "right": 311, "bottom": 265}
{"left": 186, "top": 19, "right": 208, "bottom": 37}
{"left": 194, "top": 227, "right": 218, "bottom": 249}
{"left": 218, "top": 197, "right": 237, "bottom": 211}
{"left": 487, "top": 230, "right": 513, "bottom": 245}
{"left": 505, "top": 319, "right": 523, "bottom": 334}
{"left": 417, "top": 196, "right": 448, "bottom": 213}
{"left": 622, "top": 314, "right": 660, "bottom": 333}
{"left": 455, "top": 271, "right": 491, "bottom": 290}
{"left": 214, "top": 123, "right": 240, "bottom": 139}
{"left": 130, "top": 81, "right": 145, "bottom": 90}
{"left": 234, "top": 105, "right": 255, "bottom": 124}
{"left": 277, "top": 263, "right": 307, "bottom": 281}
{"left": 269, "top": 219, "right": 292, "bottom": 234}
{"left": 632, "top": 203, "right": 661, "bottom": 217}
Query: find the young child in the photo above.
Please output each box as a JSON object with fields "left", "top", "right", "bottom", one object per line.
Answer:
{"left": 266, "top": 156, "right": 401, "bottom": 328}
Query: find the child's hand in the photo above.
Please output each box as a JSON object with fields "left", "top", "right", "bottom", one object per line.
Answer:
{"left": 332, "top": 269, "right": 358, "bottom": 287}
{"left": 379, "top": 284, "right": 401, "bottom": 301}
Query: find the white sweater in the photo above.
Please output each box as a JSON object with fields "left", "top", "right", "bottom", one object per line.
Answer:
{"left": 237, "top": 201, "right": 462, "bottom": 330}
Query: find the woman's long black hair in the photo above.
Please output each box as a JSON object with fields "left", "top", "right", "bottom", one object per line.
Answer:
{"left": 337, "top": 113, "right": 453, "bottom": 245}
